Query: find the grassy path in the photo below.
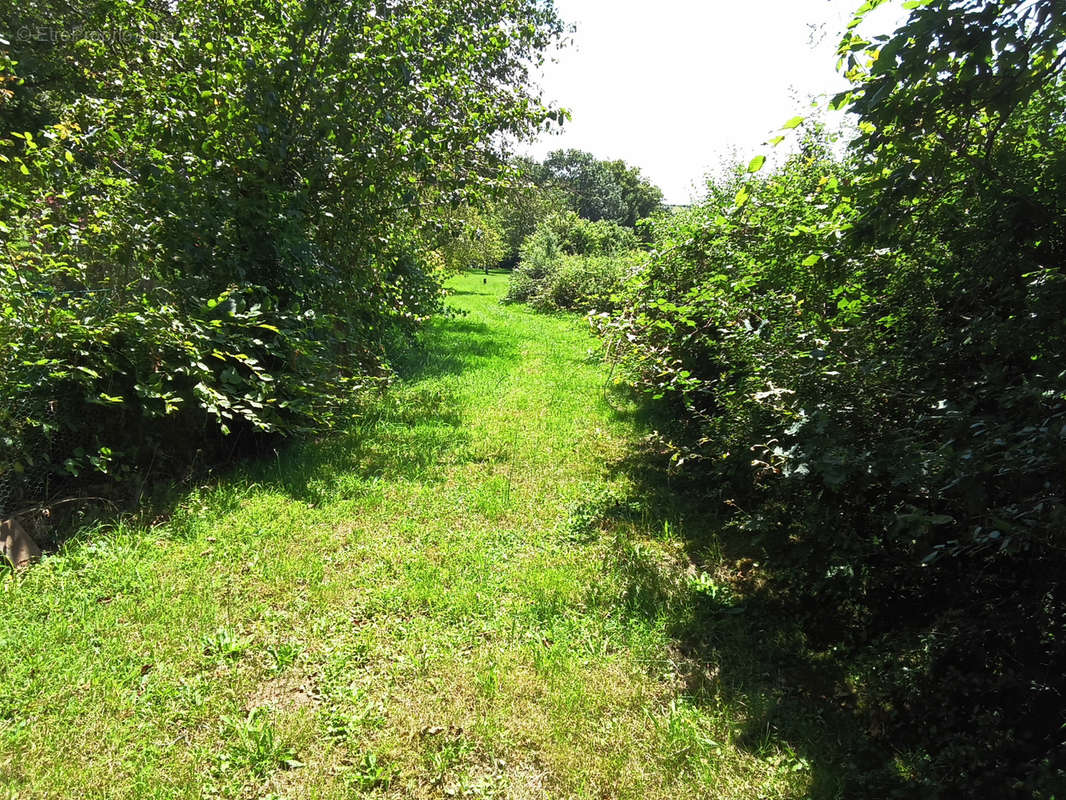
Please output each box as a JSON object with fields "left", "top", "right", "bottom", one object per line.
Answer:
{"left": 0, "top": 273, "right": 817, "bottom": 799}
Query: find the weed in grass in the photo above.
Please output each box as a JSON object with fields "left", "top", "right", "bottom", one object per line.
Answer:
{"left": 202, "top": 626, "right": 246, "bottom": 663}
{"left": 0, "top": 718, "right": 28, "bottom": 752}
{"left": 219, "top": 708, "right": 301, "bottom": 779}
{"left": 661, "top": 697, "right": 722, "bottom": 768}
{"left": 266, "top": 641, "right": 302, "bottom": 674}
{"left": 688, "top": 571, "right": 744, "bottom": 615}
{"left": 175, "top": 677, "right": 209, "bottom": 712}
{"left": 347, "top": 750, "right": 394, "bottom": 791}
{"left": 423, "top": 727, "right": 474, "bottom": 786}
{"left": 475, "top": 657, "right": 500, "bottom": 699}
{"left": 321, "top": 684, "right": 386, "bottom": 742}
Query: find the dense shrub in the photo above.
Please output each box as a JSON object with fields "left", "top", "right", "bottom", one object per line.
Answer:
{"left": 504, "top": 211, "right": 642, "bottom": 310}
{"left": 598, "top": 1, "right": 1066, "bottom": 794}
{"left": 0, "top": 0, "right": 563, "bottom": 514}
{"left": 507, "top": 252, "right": 644, "bottom": 313}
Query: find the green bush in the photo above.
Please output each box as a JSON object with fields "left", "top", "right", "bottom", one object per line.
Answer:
{"left": 597, "top": 2, "right": 1066, "bottom": 792}
{"left": 514, "top": 253, "right": 643, "bottom": 313}
{"left": 504, "top": 211, "right": 642, "bottom": 310}
{"left": 0, "top": 0, "right": 563, "bottom": 514}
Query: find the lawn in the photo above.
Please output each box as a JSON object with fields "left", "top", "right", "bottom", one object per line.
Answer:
{"left": 0, "top": 273, "right": 835, "bottom": 799}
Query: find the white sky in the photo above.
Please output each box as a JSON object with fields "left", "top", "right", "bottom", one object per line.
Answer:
{"left": 527, "top": 0, "right": 907, "bottom": 204}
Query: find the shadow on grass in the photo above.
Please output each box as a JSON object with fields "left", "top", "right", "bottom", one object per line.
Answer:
{"left": 244, "top": 317, "right": 520, "bottom": 505}
{"left": 29, "top": 313, "right": 518, "bottom": 544}
{"left": 250, "top": 394, "right": 467, "bottom": 506}
{"left": 580, "top": 383, "right": 1066, "bottom": 798}
{"left": 392, "top": 317, "right": 518, "bottom": 382}
{"left": 592, "top": 425, "right": 914, "bottom": 799}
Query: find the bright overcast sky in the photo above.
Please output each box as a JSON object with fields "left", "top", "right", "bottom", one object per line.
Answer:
{"left": 527, "top": 0, "right": 907, "bottom": 204}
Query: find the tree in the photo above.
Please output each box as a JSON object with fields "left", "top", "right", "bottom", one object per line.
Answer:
{"left": 486, "top": 156, "right": 574, "bottom": 267}
{"left": 0, "top": 0, "right": 566, "bottom": 506}
{"left": 537, "top": 149, "right": 663, "bottom": 226}
{"left": 541, "top": 148, "right": 626, "bottom": 222}
{"left": 605, "top": 159, "right": 664, "bottom": 227}
{"left": 436, "top": 205, "right": 507, "bottom": 272}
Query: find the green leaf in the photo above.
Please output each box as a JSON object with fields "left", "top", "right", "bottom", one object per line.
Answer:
{"left": 829, "top": 92, "right": 852, "bottom": 111}
{"left": 734, "top": 186, "right": 750, "bottom": 207}
{"left": 746, "top": 155, "right": 766, "bottom": 173}
{"left": 781, "top": 116, "right": 804, "bottom": 130}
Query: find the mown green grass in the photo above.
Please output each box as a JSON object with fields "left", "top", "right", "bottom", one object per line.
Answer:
{"left": 0, "top": 273, "right": 841, "bottom": 799}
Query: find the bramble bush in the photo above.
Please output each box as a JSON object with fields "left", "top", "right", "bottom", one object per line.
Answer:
{"left": 597, "top": 1, "right": 1066, "bottom": 794}
{"left": 503, "top": 210, "right": 642, "bottom": 311}
{"left": 509, "top": 251, "right": 646, "bottom": 314}
{"left": 0, "top": 0, "right": 564, "bottom": 514}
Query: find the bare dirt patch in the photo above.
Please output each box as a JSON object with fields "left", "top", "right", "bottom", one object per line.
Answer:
{"left": 246, "top": 675, "right": 318, "bottom": 712}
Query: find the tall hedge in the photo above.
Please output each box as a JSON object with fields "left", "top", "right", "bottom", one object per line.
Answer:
{"left": 600, "top": 1, "right": 1066, "bottom": 793}
{"left": 0, "top": 0, "right": 563, "bottom": 512}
